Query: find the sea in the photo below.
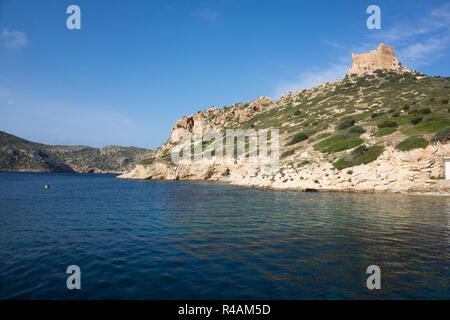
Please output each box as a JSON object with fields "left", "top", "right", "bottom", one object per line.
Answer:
{"left": 0, "top": 172, "right": 448, "bottom": 299}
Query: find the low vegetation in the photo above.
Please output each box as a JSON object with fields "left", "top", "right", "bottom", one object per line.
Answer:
{"left": 434, "top": 127, "right": 450, "bottom": 143}
{"left": 348, "top": 126, "right": 366, "bottom": 134}
{"left": 333, "top": 145, "right": 384, "bottom": 170}
{"left": 377, "top": 120, "right": 398, "bottom": 128}
{"left": 314, "top": 134, "right": 364, "bottom": 153}
{"left": 402, "top": 119, "right": 449, "bottom": 135}
{"left": 396, "top": 137, "right": 429, "bottom": 151}
{"left": 286, "top": 132, "right": 309, "bottom": 146}
{"left": 281, "top": 149, "right": 296, "bottom": 159}
{"left": 337, "top": 117, "right": 356, "bottom": 130}
{"left": 375, "top": 127, "right": 396, "bottom": 137}
{"left": 410, "top": 116, "right": 422, "bottom": 124}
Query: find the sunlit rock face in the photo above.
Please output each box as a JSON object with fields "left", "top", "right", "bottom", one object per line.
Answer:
{"left": 168, "top": 96, "right": 272, "bottom": 144}
{"left": 348, "top": 43, "right": 411, "bottom": 75}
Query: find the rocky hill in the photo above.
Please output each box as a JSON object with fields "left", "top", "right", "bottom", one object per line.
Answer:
{"left": 119, "top": 44, "right": 450, "bottom": 195}
{"left": 0, "top": 131, "right": 153, "bottom": 173}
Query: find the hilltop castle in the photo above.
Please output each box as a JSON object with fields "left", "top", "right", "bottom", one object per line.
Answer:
{"left": 348, "top": 43, "right": 411, "bottom": 75}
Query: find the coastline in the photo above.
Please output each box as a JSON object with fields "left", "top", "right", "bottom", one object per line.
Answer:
{"left": 230, "top": 181, "right": 450, "bottom": 197}
{"left": 117, "top": 175, "right": 450, "bottom": 197}
{"left": 117, "top": 143, "right": 450, "bottom": 197}
{"left": 0, "top": 169, "right": 123, "bottom": 174}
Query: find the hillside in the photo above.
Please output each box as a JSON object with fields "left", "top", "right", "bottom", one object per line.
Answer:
{"left": 118, "top": 44, "right": 450, "bottom": 194}
{"left": 0, "top": 131, "right": 153, "bottom": 173}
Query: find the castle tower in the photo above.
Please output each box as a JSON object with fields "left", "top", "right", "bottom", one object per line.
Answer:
{"left": 348, "top": 43, "right": 410, "bottom": 75}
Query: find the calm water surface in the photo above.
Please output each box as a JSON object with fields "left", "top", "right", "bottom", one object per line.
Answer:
{"left": 0, "top": 172, "right": 448, "bottom": 299}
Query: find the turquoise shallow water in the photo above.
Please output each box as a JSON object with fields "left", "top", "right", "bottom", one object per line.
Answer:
{"left": 0, "top": 172, "right": 448, "bottom": 299}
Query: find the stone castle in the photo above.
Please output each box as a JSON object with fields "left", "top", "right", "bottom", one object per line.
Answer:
{"left": 348, "top": 43, "right": 410, "bottom": 75}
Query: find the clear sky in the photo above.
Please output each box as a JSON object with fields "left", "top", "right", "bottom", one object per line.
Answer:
{"left": 0, "top": 0, "right": 449, "bottom": 149}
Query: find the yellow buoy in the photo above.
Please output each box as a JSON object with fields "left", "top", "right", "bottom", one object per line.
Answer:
{"left": 44, "top": 185, "right": 50, "bottom": 189}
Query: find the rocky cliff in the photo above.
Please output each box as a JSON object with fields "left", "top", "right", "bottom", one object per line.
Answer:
{"left": 0, "top": 131, "right": 153, "bottom": 173}
{"left": 119, "top": 44, "right": 450, "bottom": 195}
{"left": 169, "top": 96, "right": 273, "bottom": 144}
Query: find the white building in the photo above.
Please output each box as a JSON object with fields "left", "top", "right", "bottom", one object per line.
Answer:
{"left": 444, "top": 153, "right": 450, "bottom": 180}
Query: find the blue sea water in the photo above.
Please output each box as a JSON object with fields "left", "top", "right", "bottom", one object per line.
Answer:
{"left": 0, "top": 172, "right": 448, "bottom": 299}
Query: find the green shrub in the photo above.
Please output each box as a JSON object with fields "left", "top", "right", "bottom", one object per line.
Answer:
{"left": 371, "top": 113, "right": 379, "bottom": 118}
{"left": 338, "top": 117, "right": 356, "bottom": 130}
{"left": 419, "top": 107, "right": 432, "bottom": 114}
{"left": 281, "top": 149, "right": 295, "bottom": 158}
{"left": 294, "top": 110, "right": 301, "bottom": 116}
{"left": 298, "top": 159, "right": 310, "bottom": 166}
{"left": 375, "top": 127, "right": 396, "bottom": 137}
{"left": 328, "top": 138, "right": 364, "bottom": 153}
{"left": 403, "top": 105, "right": 410, "bottom": 111}
{"left": 377, "top": 120, "right": 398, "bottom": 128}
{"left": 392, "top": 112, "right": 400, "bottom": 118}
{"left": 396, "top": 137, "right": 429, "bottom": 151}
{"left": 314, "top": 134, "right": 364, "bottom": 153}
{"left": 403, "top": 121, "right": 448, "bottom": 135}
{"left": 442, "top": 99, "right": 449, "bottom": 104}
{"left": 347, "top": 145, "right": 368, "bottom": 160}
{"left": 140, "top": 158, "right": 154, "bottom": 166}
{"left": 333, "top": 145, "right": 384, "bottom": 169}
{"left": 410, "top": 116, "right": 422, "bottom": 124}
{"left": 434, "top": 127, "right": 450, "bottom": 143}
{"left": 348, "top": 126, "right": 365, "bottom": 134}
{"left": 316, "top": 132, "right": 331, "bottom": 139}
{"left": 286, "top": 132, "right": 309, "bottom": 146}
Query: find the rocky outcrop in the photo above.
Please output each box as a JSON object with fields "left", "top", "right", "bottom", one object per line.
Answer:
{"left": 348, "top": 43, "right": 411, "bottom": 75}
{"left": 168, "top": 96, "right": 272, "bottom": 144}
{"left": 239, "top": 96, "right": 272, "bottom": 122}
{"left": 232, "top": 143, "right": 450, "bottom": 195}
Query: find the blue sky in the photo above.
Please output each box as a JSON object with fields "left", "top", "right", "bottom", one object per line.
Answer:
{"left": 0, "top": 0, "right": 449, "bottom": 149}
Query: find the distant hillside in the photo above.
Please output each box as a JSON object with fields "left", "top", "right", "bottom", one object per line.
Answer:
{"left": 0, "top": 131, "right": 153, "bottom": 173}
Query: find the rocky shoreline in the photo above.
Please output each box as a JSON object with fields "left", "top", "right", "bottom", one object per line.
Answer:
{"left": 0, "top": 169, "right": 122, "bottom": 174}
{"left": 118, "top": 143, "right": 450, "bottom": 196}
